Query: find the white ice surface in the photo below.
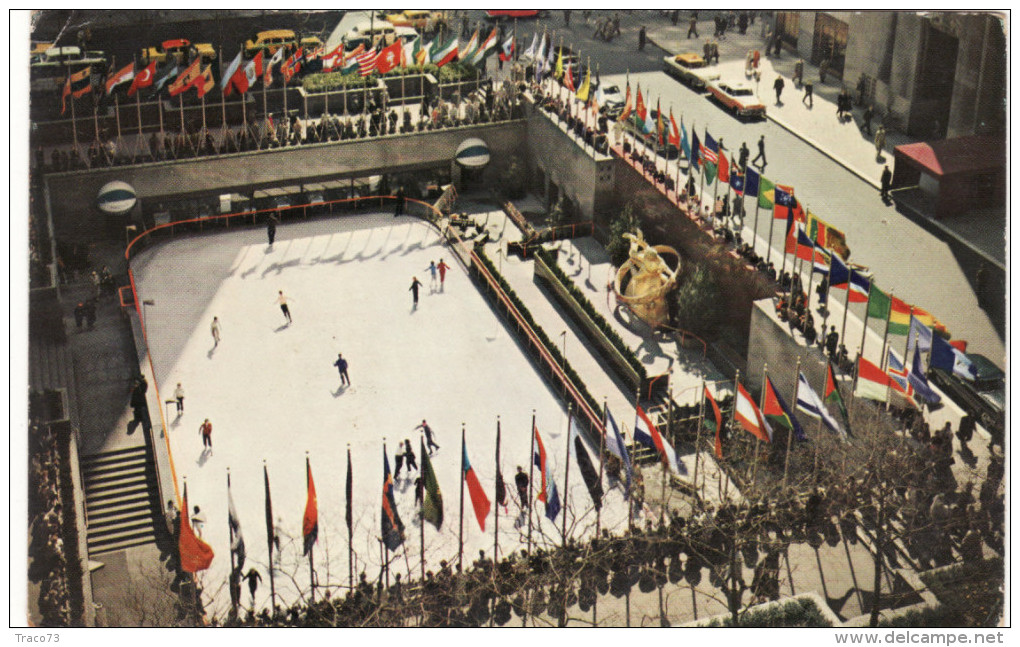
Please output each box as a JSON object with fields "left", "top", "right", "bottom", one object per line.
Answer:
{"left": 130, "top": 212, "right": 632, "bottom": 618}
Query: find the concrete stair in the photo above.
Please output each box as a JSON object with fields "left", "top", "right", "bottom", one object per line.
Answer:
{"left": 82, "top": 445, "right": 161, "bottom": 556}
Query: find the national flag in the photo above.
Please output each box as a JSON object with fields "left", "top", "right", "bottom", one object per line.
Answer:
{"left": 322, "top": 44, "right": 344, "bottom": 71}
{"left": 357, "top": 46, "right": 379, "bottom": 77}
{"left": 264, "top": 46, "right": 285, "bottom": 84}
{"left": 888, "top": 296, "right": 911, "bottom": 336}
{"left": 570, "top": 417, "right": 603, "bottom": 511}
{"left": 60, "top": 76, "right": 71, "bottom": 115}
{"left": 791, "top": 226, "right": 815, "bottom": 261}
{"left": 906, "top": 315, "right": 933, "bottom": 357}
{"left": 931, "top": 334, "right": 977, "bottom": 381}
{"left": 431, "top": 36, "right": 459, "bottom": 67}
{"left": 263, "top": 465, "right": 274, "bottom": 568}
{"left": 563, "top": 64, "right": 575, "bottom": 92}
{"left": 544, "top": 476, "right": 561, "bottom": 522}
{"left": 909, "top": 348, "right": 942, "bottom": 404}
{"left": 341, "top": 45, "right": 364, "bottom": 74}
{"left": 179, "top": 485, "right": 214, "bottom": 572}
{"left": 470, "top": 27, "right": 498, "bottom": 65}
{"left": 534, "top": 35, "right": 548, "bottom": 80}
{"left": 401, "top": 37, "right": 417, "bottom": 69}
{"left": 523, "top": 33, "right": 538, "bottom": 60}
{"left": 63, "top": 67, "right": 93, "bottom": 114}
{"left": 153, "top": 63, "right": 179, "bottom": 94}
{"left": 495, "top": 422, "right": 507, "bottom": 510}
{"left": 221, "top": 52, "right": 243, "bottom": 93}
{"left": 421, "top": 439, "right": 443, "bottom": 529}
{"left": 655, "top": 100, "right": 665, "bottom": 146}
{"left": 499, "top": 33, "right": 515, "bottom": 62}
{"left": 763, "top": 376, "right": 807, "bottom": 441}
{"left": 911, "top": 306, "right": 947, "bottom": 336}
{"left": 886, "top": 348, "right": 914, "bottom": 397}
{"left": 744, "top": 167, "right": 761, "bottom": 198}
{"left": 718, "top": 151, "right": 730, "bottom": 183}
{"left": 241, "top": 49, "right": 264, "bottom": 92}
{"left": 532, "top": 424, "right": 550, "bottom": 503}
{"left": 729, "top": 170, "right": 745, "bottom": 195}
{"left": 867, "top": 284, "right": 892, "bottom": 322}
{"left": 825, "top": 363, "right": 852, "bottom": 434}
{"left": 192, "top": 64, "right": 216, "bottom": 98}
{"left": 703, "top": 387, "right": 724, "bottom": 459}
{"left": 634, "top": 84, "right": 647, "bottom": 130}
{"left": 829, "top": 254, "right": 850, "bottom": 289}
{"left": 825, "top": 224, "right": 851, "bottom": 260}
{"left": 461, "top": 30, "right": 480, "bottom": 62}
{"left": 735, "top": 381, "right": 772, "bottom": 442}
{"left": 679, "top": 118, "right": 691, "bottom": 161}
{"left": 553, "top": 46, "right": 563, "bottom": 79}
{"left": 604, "top": 406, "right": 632, "bottom": 497}
{"left": 668, "top": 109, "right": 680, "bottom": 147}
{"left": 690, "top": 128, "right": 701, "bottom": 168}
{"left": 302, "top": 458, "right": 318, "bottom": 555}
{"left": 575, "top": 66, "right": 590, "bottom": 102}
{"left": 281, "top": 47, "right": 303, "bottom": 83}
{"left": 849, "top": 270, "right": 870, "bottom": 303}
{"left": 462, "top": 439, "right": 490, "bottom": 531}
{"left": 345, "top": 448, "right": 353, "bottom": 534}
{"left": 854, "top": 356, "right": 890, "bottom": 403}
{"left": 227, "top": 477, "right": 246, "bottom": 571}
{"left": 812, "top": 247, "right": 831, "bottom": 275}
{"left": 635, "top": 405, "right": 684, "bottom": 474}
{"left": 545, "top": 37, "right": 556, "bottom": 72}
{"left": 757, "top": 176, "right": 777, "bottom": 209}
{"left": 127, "top": 61, "right": 156, "bottom": 97}
{"left": 375, "top": 40, "right": 403, "bottom": 75}
{"left": 168, "top": 58, "right": 201, "bottom": 97}
{"left": 795, "top": 372, "right": 845, "bottom": 438}
{"left": 105, "top": 62, "right": 135, "bottom": 95}
{"left": 381, "top": 446, "right": 405, "bottom": 550}
{"left": 950, "top": 340, "right": 968, "bottom": 352}
{"left": 773, "top": 186, "right": 805, "bottom": 224}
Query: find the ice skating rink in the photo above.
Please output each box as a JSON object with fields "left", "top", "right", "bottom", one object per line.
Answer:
{"left": 130, "top": 212, "right": 630, "bottom": 617}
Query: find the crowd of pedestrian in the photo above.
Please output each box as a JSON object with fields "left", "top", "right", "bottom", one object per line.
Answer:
{"left": 28, "top": 416, "right": 72, "bottom": 626}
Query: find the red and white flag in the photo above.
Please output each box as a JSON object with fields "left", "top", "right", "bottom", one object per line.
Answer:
{"left": 105, "top": 62, "right": 135, "bottom": 95}
{"left": 127, "top": 61, "right": 156, "bottom": 97}
{"left": 357, "top": 47, "right": 379, "bottom": 77}
{"left": 375, "top": 40, "right": 403, "bottom": 75}
{"left": 735, "top": 381, "right": 772, "bottom": 442}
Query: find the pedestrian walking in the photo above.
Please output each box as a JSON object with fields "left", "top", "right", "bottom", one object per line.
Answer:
{"left": 276, "top": 290, "right": 292, "bottom": 323}
{"left": 245, "top": 568, "right": 262, "bottom": 609}
{"left": 404, "top": 439, "right": 418, "bottom": 472}
{"left": 130, "top": 376, "right": 151, "bottom": 433}
{"left": 738, "top": 141, "right": 750, "bottom": 171}
{"left": 394, "top": 186, "right": 406, "bottom": 217}
{"left": 773, "top": 75, "right": 785, "bottom": 104}
{"left": 199, "top": 418, "right": 213, "bottom": 449}
{"left": 437, "top": 259, "right": 451, "bottom": 287}
{"left": 825, "top": 327, "right": 839, "bottom": 359}
{"left": 427, "top": 260, "right": 438, "bottom": 291}
{"left": 409, "top": 276, "right": 423, "bottom": 305}
{"left": 862, "top": 105, "right": 874, "bottom": 135}
{"left": 819, "top": 58, "right": 830, "bottom": 83}
{"left": 211, "top": 316, "right": 221, "bottom": 346}
{"left": 394, "top": 448, "right": 405, "bottom": 480}
{"left": 874, "top": 125, "right": 887, "bottom": 158}
{"left": 688, "top": 13, "right": 699, "bottom": 39}
{"left": 802, "top": 80, "right": 814, "bottom": 107}
{"left": 417, "top": 419, "right": 440, "bottom": 454}
{"left": 638, "top": 26, "right": 646, "bottom": 51}
{"left": 174, "top": 382, "right": 185, "bottom": 415}
{"left": 793, "top": 59, "right": 804, "bottom": 87}
{"left": 333, "top": 353, "right": 350, "bottom": 386}
{"left": 266, "top": 214, "right": 277, "bottom": 246}
{"left": 880, "top": 165, "right": 892, "bottom": 200}
{"left": 751, "top": 135, "right": 766, "bottom": 168}
{"left": 515, "top": 466, "right": 529, "bottom": 509}
{"left": 191, "top": 505, "right": 206, "bottom": 538}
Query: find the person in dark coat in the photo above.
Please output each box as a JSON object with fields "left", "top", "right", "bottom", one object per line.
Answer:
{"left": 514, "top": 466, "right": 529, "bottom": 509}
{"left": 403, "top": 439, "right": 418, "bottom": 472}
{"left": 880, "top": 165, "right": 892, "bottom": 200}
{"left": 333, "top": 353, "right": 350, "bottom": 386}
{"left": 394, "top": 186, "right": 406, "bottom": 217}
{"left": 266, "top": 214, "right": 278, "bottom": 246}
{"left": 638, "top": 26, "right": 646, "bottom": 51}
{"left": 773, "top": 75, "right": 785, "bottom": 104}
{"left": 409, "top": 276, "right": 423, "bottom": 305}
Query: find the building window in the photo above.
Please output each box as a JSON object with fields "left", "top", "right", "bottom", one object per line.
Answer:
{"left": 776, "top": 12, "right": 799, "bottom": 48}
{"left": 812, "top": 13, "right": 849, "bottom": 78}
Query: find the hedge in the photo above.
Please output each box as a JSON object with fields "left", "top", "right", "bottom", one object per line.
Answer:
{"left": 302, "top": 61, "right": 480, "bottom": 93}
{"left": 534, "top": 247, "right": 647, "bottom": 382}
{"left": 473, "top": 244, "right": 603, "bottom": 420}
{"left": 705, "top": 597, "right": 833, "bottom": 628}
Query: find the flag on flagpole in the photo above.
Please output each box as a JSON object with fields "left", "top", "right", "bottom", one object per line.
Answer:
{"left": 381, "top": 446, "right": 405, "bottom": 549}
{"left": 618, "top": 81, "right": 632, "bottom": 121}
{"left": 795, "top": 372, "right": 845, "bottom": 438}
{"left": 635, "top": 405, "right": 684, "bottom": 474}
{"left": 679, "top": 118, "right": 691, "bottom": 161}
{"left": 718, "top": 150, "right": 730, "bottom": 183}
{"left": 888, "top": 296, "right": 911, "bottom": 335}
{"left": 192, "top": 64, "right": 216, "bottom": 98}
{"left": 849, "top": 270, "right": 870, "bottom": 303}
{"left": 757, "top": 176, "right": 776, "bottom": 209}
{"left": 105, "top": 62, "right": 135, "bottom": 95}
{"left": 570, "top": 416, "right": 603, "bottom": 511}
{"left": 931, "top": 334, "right": 977, "bottom": 381}
{"left": 744, "top": 166, "right": 761, "bottom": 198}
{"left": 554, "top": 46, "right": 564, "bottom": 78}
{"left": 576, "top": 66, "right": 591, "bottom": 102}
{"left": 563, "top": 64, "right": 575, "bottom": 92}
{"left": 523, "top": 32, "right": 538, "bottom": 60}
{"left": 345, "top": 448, "right": 353, "bottom": 534}
{"left": 690, "top": 128, "right": 701, "bottom": 167}
{"left": 855, "top": 356, "right": 891, "bottom": 402}
{"left": 168, "top": 58, "right": 201, "bottom": 96}
{"left": 263, "top": 465, "right": 274, "bottom": 566}
{"left": 357, "top": 46, "right": 380, "bottom": 77}
{"left": 462, "top": 439, "right": 490, "bottom": 531}
{"left": 668, "top": 109, "right": 680, "bottom": 147}
{"left": 635, "top": 84, "right": 647, "bottom": 130}
{"left": 824, "top": 363, "right": 852, "bottom": 434}
{"left": 735, "top": 381, "right": 772, "bottom": 442}
{"left": 375, "top": 40, "right": 403, "bottom": 74}
{"left": 829, "top": 254, "right": 850, "bottom": 288}
{"left": 533, "top": 425, "right": 560, "bottom": 521}
{"left": 179, "top": 485, "right": 214, "bottom": 572}
{"left": 887, "top": 348, "right": 915, "bottom": 398}
{"left": 499, "top": 32, "right": 515, "bottom": 62}
{"left": 812, "top": 247, "right": 831, "bottom": 274}
{"left": 264, "top": 46, "right": 285, "bottom": 84}
{"left": 431, "top": 36, "right": 459, "bottom": 67}
{"left": 729, "top": 170, "right": 745, "bottom": 195}
{"left": 421, "top": 440, "right": 443, "bottom": 529}
{"left": 907, "top": 315, "right": 934, "bottom": 356}
{"left": 867, "top": 284, "right": 892, "bottom": 321}
{"left": 473, "top": 27, "right": 497, "bottom": 64}
{"left": 127, "top": 61, "right": 156, "bottom": 97}
{"left": 704, "top": 387, "right": 724, "bottom": 458}
{"left": 701, "top": 130, "right": 719, "bottom": 183}
{"left": 302, "top": 458, "right": 318, "bottom": 556}
{"left": 789, "top": 225, "right": 815, "bottom": 259}
{"left": 461, "top": 29, "right": 480, "bottom": 62}
{"left": 656, "top": 100, "right": 665, "bottom": 146}
{"left": 221, "top": 51, "right": 243, "bottom": 93}
{"left": 532, "top": 424, "right": 550, "bottom": 503}
{"left": 544, "top": 477, "right": 561, "bottom": 522}
{"left": 909, "top": 349, "right": 942, "bottom": 404}
{"left": 228, "top": 480, "right": 246, "bottom": 571}
{"left": 604, "top": 406, "right": 632, "bottom": 498}
{"left": 763, "top": 376, "right": 807, "bottom": 441}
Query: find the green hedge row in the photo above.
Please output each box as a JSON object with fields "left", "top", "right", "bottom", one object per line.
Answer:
{"left": 705, "top": 597, "right": 833, "bottom": 627}
{"left": 302, "top": 62, "right": 480, "bottom": 93}
{"left": 473, "top": 244, "right": 603, "bottom": 420}
{"left": 535, "top": 247, "right": 648, "bottom": 382}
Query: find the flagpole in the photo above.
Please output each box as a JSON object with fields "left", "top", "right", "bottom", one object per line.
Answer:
{"left": 784, "top": 357, "right": 801, "bottom": 488}
{"left": 630, "top": 387, "right": 640, "bottom": 529}
{"left": 527, "top": 410, "right": 535, "bottom": 555}
{"left": 346, "top": 445, "right": 354, "bottom": 593}
{"left": 693, "top": 380, "right": 706, "bottom": 492}
{"left": 263, "top": 461, "right": 276, "bottom": 615}
{"left": 382, "top": 439, "right": 390, "bottom": 592}
{"left": 227, "top": 469, "right": 237, "bottom": 618}
{"left": 306, "top": 454, "right": 315, "bottom": 604}
{"left": 675, "top": 112, "right": 683, "bottom": 201}
{"left": 817, "top": 365, "right": 827, "bottom": 437}
{"left": 596, "top": 400, "right": 606, "bottom": 538}
{"left": 660, "top": 386, "right": 671, "bottom": 527}
{"left": 114, "top": 95, "right": 122, "bottom": 147}
{"left": 839, "top": 269, "right": 852, "bottom": 354}
{"left": 751, "top": 364, "right": 766, "bottom": 488}
{"left": 494, "top": 416, "right": 501, "bottom": 563}
{"left": 70, "top": 71, "right": 80, "bottom": 162}
{"left": 458, "top": 424, "right": 466, "bottom": 572}
{"left": 561, "top": 403, "right": 572, "bottom": 548}
{"left": 420, "top": 437, "right": 426, "bottom": 584}
{"left": 858, "top": 285, "right": 873, "bottom": 365}
{"left": 879, "top": 292, "right": 894, "bottom": 372}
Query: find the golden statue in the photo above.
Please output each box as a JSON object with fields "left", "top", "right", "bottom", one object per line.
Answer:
{"left": 613, "top": 231, "right": 680, "bottom": 328}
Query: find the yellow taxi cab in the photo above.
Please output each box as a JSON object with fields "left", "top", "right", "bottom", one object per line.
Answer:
{"left": 245, "top": 29, "right": 323, "bottom": 56}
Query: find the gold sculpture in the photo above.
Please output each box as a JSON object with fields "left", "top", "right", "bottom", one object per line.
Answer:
{"left": 613, "top": 231, "right": 681, "bottom": 329}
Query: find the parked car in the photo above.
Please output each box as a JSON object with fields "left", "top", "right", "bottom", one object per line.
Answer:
{"left": 706, "top": 79, "right": 766, "bottom": 119}
{"left": 622, "top": 109, "right": 680, "bottom": 159}
{"left": 140, "top": 39, "right": 215, "bottom": 65}
{"left": 929, "top": 353, "right": 1005, "bottom": 444}
{"left": 485, "top": 10, "right": 544, "bottom": 20}
{"left": 662, "top": 53, "right": 720, "bottom": 90}
{"left": 245, "top": 29, "right": 323, "bottom": 57}
{"left": 597, "top": 83, "right": 625, "bottom": 118}
{"left": 342, "top": 22, "right": 398, "bottom": 49}
{"left": 384, "top": 9, "right": 446, "bottom": 32}
{"left": 30, "top": 46, "right": 107, "bottom": 91}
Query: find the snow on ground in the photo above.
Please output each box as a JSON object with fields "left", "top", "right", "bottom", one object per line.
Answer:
{"left": 130, "top": 212, "right": 631, "bottom": 618}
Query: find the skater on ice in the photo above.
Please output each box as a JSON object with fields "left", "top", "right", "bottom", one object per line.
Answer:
{"left": 409, "top": 277, "right": 423, "bottom": 307}
{"left": 515, "top": 466, "right": 529, "bottom": 509}
{"left": 245, "top": 568, "right": 262, "bottom": 609}
{"left": 426, "top": 261, "right": 438, "bottom": 291}
{"left": 437, "top": 259, "right": 451, "bottom": 290}
{"left": 276, "top": 290, "right": 293, "bottom": 324}
{"left": 403, "top": 439, "right": 418, "bottom": 473}
{"left": 199, "top": 418, "right": 213, "bottom": 450}
{"left": 211, "top": 316, "right": 222, "bottom": 346}
{"left": 417, "top": 419, "right": 440, "bottom": 454}
{"left": 394, "top": 186, "right": 406, "bottom": 217}
{"left": 174, "top": 382, "right": 185, "bottom": 415}
{"left": 333, "top": 353, "right": 350, "bottom": 386}
{"left": 266, "top": 213, "right": 278, "bottom": 246}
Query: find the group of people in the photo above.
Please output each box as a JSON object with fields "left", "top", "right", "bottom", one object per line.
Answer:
{"left": 29, "top": 417, "right": 71, "bottom": 626}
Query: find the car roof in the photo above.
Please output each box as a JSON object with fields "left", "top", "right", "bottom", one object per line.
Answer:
{"left": 162, "top": 39, "right": 191, "bottom": 49}
{"left": 44, "top": 46, "right": 82, "bottom": 57}
{"left": 966, "top": 354, "right": 1005, "bottom": 382}
{"left": 256, "top": 29, "right": 296, "bottom": 39}
{"left": 676, "top": 53, "right": 705, "bottom": 64}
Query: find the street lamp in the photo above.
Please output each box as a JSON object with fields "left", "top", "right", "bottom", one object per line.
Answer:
{"left": 559, "top": 330, "right": 567, "bottom": 371}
